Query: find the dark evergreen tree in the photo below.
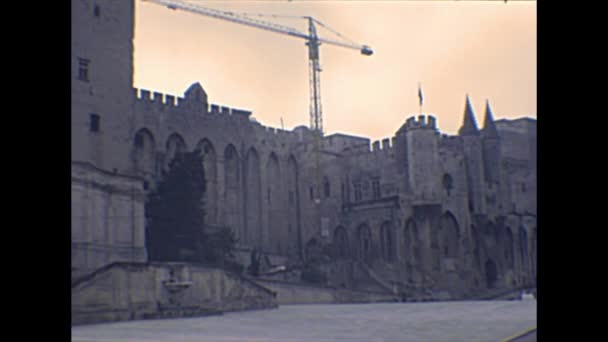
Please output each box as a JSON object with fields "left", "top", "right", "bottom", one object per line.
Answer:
{"left": 145, "top": 149, "right": 239, "bottom": 266}
{"left": 145, "top": 149, "right": 207, "bottom": 262}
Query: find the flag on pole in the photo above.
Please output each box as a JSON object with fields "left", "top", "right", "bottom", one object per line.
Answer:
{"left": 418, "top": 83, "right": 424, "bottom": 107}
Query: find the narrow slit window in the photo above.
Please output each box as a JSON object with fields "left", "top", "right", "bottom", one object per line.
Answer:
{"left": 77, "top": 58, "right": 90, "bottom": 82}
{"left": 89, "top": 113, "right": 100, "bottom": 132}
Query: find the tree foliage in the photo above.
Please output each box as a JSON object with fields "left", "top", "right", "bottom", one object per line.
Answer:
{"left": 144, "top": 148, "right": 241, "bottom": 268}
{"left": 202, "top": 226, "right": 238, "bottom": 265}
{"left": 145, "top": 149, "right": 207, "bottom": 262}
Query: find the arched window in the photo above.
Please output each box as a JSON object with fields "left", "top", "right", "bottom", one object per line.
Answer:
{"left": 305, "top": 238, "right": 319, "bottom": 262}
{"left": 323, "top": 177, "right": 331, "bottom": 198}
{"left": 133, "top": 128, "right": 156, "bottom": 178}
{"left": 165, "top": 133, "right": 187, "bottom": 170}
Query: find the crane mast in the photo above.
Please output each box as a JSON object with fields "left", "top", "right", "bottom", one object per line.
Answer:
{"left": 306, "top": 16, "right": 322, "bottom": 134}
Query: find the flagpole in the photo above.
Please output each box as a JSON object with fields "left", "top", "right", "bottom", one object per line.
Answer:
{"left": 418, "top": 82, "right": 423, "bottom": 115}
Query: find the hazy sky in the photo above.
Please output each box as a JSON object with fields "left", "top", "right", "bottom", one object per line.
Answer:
{"left": 134, "top": 0, "right": 536, "bottom": 141}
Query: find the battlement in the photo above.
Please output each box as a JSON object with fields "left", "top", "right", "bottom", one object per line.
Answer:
{"left": 135, "top": 88, "right": 182, "bottom": 108}
{"left": 371, "top": 138, "right": 393, "bottom": 152}
{"left": 133, "top": 86, "right": 299, "bottom": 148}
{"left": 439, "top": 134, "right": 463, "bottom": 150}
{"left": 134, "top": 87, "right": 253, "bottom": 119}
{"left": 262, "top": 125, "right": 297, "bottom": 138}
{"left": 208, "top": 103, "right": 252, "bottom": 118}
{"left": 403, "top": 114, "right": 437, "bottom": 131}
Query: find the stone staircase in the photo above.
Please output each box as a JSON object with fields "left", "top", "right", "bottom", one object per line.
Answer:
{"left": 470, "top": 286, "right": 536, "bottom": 301}
{"left": 358, "top": 262, "right": 397, "bottom": 294}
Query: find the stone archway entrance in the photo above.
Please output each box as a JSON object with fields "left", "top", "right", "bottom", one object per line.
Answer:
{"left": 485, "top": 259, "right": 498, "bottom": 289}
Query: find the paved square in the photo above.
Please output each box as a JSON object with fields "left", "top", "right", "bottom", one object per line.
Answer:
{"left": 72, "top": 300, "right": 536, "bottom": 342}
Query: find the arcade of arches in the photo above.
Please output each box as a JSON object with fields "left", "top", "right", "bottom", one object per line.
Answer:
{"left": 327, "top": 214, "right": 535, "bottom": 291}
{"left": 130, "top": 127, "right": 536, "bottom": 292}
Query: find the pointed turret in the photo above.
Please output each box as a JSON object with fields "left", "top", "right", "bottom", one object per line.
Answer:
{"left": 458, "top": 95, "right": 480, "bottom": 136}
{"left": 481, "top": 100, "right": 499, "bottom": 138}
{"left": 183, "top": 82, "right": 209, "bottom": 113}
{"left": 184, "top": 82, "right": 207, "bottom": 101}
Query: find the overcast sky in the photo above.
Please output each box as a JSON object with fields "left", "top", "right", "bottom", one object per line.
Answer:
{"left": 134, "top": 0, "right": 536, "bottom": 141}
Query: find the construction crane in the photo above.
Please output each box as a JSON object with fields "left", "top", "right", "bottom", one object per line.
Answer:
{"left": 143, "top": 0, "right": 373, "bottom": 252}
{"left": 143, "top": 0, "right": 372, "bottom": 135}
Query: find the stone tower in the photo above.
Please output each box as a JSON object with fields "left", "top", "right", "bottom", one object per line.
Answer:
{"left": 402, "top": 115, "right": 441, "bottom": 202}
{"left": 71, "top": 0, "right": 135, "bottom": 171}
{"left": 480, "top": 100, "right": 504, "bottom": 217}
{"left": 71, "top": 0, "right": 146, "bottom": 276}
{"left": 459, "top": 95, "right": 486, "bottom": 215}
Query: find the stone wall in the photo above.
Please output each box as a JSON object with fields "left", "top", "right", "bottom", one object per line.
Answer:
{"left": 71, "top": 262, "right": 278, "bottom": 325}
{"left": 71, "top": 161, "right": 147, "bottom": 278}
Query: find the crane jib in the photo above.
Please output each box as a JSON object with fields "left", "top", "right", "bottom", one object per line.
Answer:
{"left": 147, "top": 0, "right": 370, "bottom": 53}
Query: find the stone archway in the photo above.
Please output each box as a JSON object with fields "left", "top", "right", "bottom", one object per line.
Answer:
{"left": 485, "top": 259, "right": 498, "bottom": 289}
{"left": 439, "top": 212, "right": 460, "bottom": 260}
{"left": 133, "top": 128, "right": 156, "bottom": 180}
{"left": 305, "top": 238, "right": 320, "bottom": 262}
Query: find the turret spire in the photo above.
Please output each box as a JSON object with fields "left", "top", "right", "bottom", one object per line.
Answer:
{"left": 458, "top": 94, "right": 479, "bottom": 136}
{"left": 482, "top": 99, "right": 499, "bottom": 138}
